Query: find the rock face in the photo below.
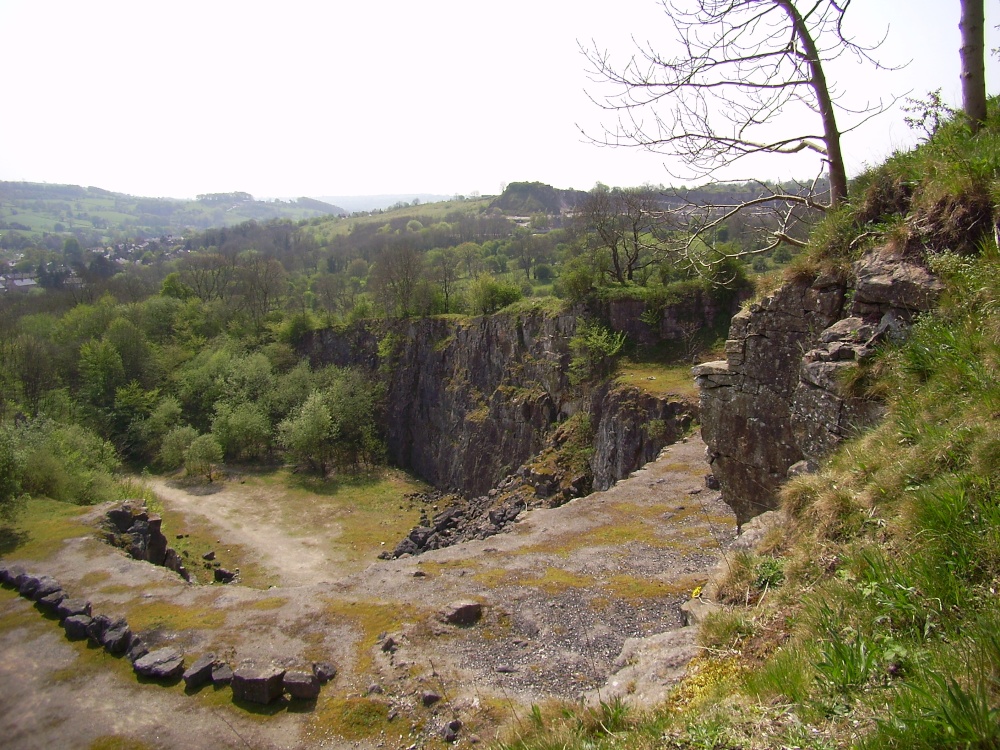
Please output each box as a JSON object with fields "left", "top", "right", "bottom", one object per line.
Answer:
{"left": 103, "top": 500, "right": 190, "bottom": 581}
{"left": 307, "top": 310, "right": 702, "bottom": 500}
{"left": 697, "top": 246, "right": 943, "bottom": 525}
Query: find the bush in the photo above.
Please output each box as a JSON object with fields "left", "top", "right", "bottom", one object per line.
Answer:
{"left": 569, "top": 320, "right": 626, "bottom": 383}
{"left": 159, "top": 425, "right": 198, "bottom": 470}
{"left": 185, "top": 434, "right": 223, "bottom": 482}
{"left": 466, "top": 274, "right": 523, "bottom": 315}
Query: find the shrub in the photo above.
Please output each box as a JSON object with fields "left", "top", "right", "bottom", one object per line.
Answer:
{"left": 466, "top": 274, "right": 522, "bottom": 315}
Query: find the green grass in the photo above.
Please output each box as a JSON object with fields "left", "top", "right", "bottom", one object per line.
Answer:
{"left": 496, "top": 108, "right": 1000, "bottom": 750}
{"left": 0, "top": 496, "right": 91, "bottom": 562}
{"left": 615, "top": 360, "right": 700, "bottom": 398}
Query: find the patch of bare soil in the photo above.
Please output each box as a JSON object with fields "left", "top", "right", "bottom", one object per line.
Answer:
{"left": 0, "top": 435, "right": 735, "bottom": 749}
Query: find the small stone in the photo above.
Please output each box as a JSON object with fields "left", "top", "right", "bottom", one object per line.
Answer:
{"left": 312, "top": 662, "right": 337, "bottom": 684}
{"left": 421, "top": 690, "right": 442, "bottom": 707}
{"left": 202, "top": 550, "right": 215, "bottom": 561}
{"left": 367, "top": 683, "right": 383, "bottom": 695}
{"left": 440, "top": 718, "right": 462, "bottom": 742}
{"left": 381, "top": 636, "right": 397, "bottom": 653}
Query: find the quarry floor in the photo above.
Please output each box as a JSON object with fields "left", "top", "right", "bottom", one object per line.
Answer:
{"left": 0, "top": 435, "right": 736, "bottom": 750}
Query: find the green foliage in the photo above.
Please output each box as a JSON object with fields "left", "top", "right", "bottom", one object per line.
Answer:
{"left": 466, "top": 273, "right": 523, "bottom": 315}
{"left": 211, "top": 402, "right": 271, "bottom": 461}
{"left": 184, "top": 433, "right": 223, "bottom": 482}
{"left": 277, "top": 368, "right": 382, "bottom": 476}
{"left": 569, "top": 320, "right": 626, "bottom": 383}
{"left": 13, "top": 420, "right": 120, "bottom": 505}
{"left": 159, "top": 425, "right": 198, "bottom": 470}
{"left": 0, "top": 424, "right": 27, "bottom": 521}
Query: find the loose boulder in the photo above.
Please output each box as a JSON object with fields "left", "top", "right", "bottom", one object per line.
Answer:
{"left": 56, "top": 598, "right": 92, "bottom": 620}
{"left": 182, "top": 653, "right": 216, "bottom": 689}
{"left": 232, "top": 665, "right": 286, "bottom": 704}
{"left": 134, "top": 648, "right": 185, "bottom": 680}
{"left": 63, "top": 614, "right": 92, "bottom": 640}
{"left": 86, "top": 614, "right": 113, "bottom": 644}
{"left": 214, "top": 568, "right": 236, "bottom": 584}
{"left": 312, "top": 662, "right": 337, "bottom": 684}
{"left": 101, "top": 621, "right": 133, "bottom": 655}
{"left": 28, "top": 576, "right": 61, "bottom": 601}
{"left": 440, "top": 600, "right": 483, "bottom": 626}
{"left": 283, "top": 670, "right": 320, "bottom": 700}
{"left": 36, "top": 590, "right": 67, "bottom": 613}
{"left": 212, "top": 662, "right": 234, "bottom": 685}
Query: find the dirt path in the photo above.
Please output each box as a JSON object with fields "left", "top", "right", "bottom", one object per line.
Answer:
{"left": 0, "top": 435, "right": 736, "bottom": 749}
{"left": 146, "top": 478, "right": 337, "bottom": 588}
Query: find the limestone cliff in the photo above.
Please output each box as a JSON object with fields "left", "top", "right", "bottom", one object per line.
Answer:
{"left": 695, "top": 246, "right": 943, "bottom": 526}
{"left": 305, "top": 308, "right": 694, "bottom": 501}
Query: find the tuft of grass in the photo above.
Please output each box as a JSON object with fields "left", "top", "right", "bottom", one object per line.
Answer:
{"left": 308, "top": 696, "right": 391, "bottom": 741}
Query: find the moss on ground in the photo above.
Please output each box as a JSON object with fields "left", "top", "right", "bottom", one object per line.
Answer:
{"left": 0, "top": 497, "right": 91, "bottom": 562}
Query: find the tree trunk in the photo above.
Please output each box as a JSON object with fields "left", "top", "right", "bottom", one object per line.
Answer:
{"left": 960, "top": 0, "right": 987, "bottom": 134}
{"left": 777, "top": 0, "right": 848, "bottom": 207}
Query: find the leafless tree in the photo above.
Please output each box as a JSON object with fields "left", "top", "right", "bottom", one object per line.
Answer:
{"left": 581, "top": 0, "right": 896, "bottom": 266}
{"left": 580, "top": 184, "right": 671, "bottom": 283}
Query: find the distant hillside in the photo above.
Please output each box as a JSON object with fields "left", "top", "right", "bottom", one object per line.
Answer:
{"left": 314, "top": 194, "right": 454, "bottom": 213}
{"left": 489, "top": 182, "right": 588, "bottom": 215}
{"left": 0, "top": 182, "right": 347, "bottom": 249}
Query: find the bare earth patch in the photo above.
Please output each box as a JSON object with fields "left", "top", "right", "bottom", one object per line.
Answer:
{"left": 0, "top": 435, "right": 735, "bottom": 749}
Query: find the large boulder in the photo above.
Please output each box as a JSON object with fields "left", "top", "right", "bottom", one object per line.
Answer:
{"left": 101, "top": 621, "right": 132, "bottom": 655}
{"left": 232, "top": 665, "right": 286, "bottom": 704}
{"left": 283, "top": 670, "right": 320, "bottom": 700}
{"left": 56, "top": 598, "right": 91, "bottom": 621}
{"left": 133, "top": 648, "right": 185, "bottom": 679}
{"left": 182, "top": 653, "right": 217, "bottom": 689}
{"left": 62, "top": 614, "right": 92, "bottom": 640}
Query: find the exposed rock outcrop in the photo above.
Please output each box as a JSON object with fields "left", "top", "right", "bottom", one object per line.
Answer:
{"left": 697, "top": 246, "right": 943, "bottom": 526}
{"left": 307, "top": 311, "right": 698, "bottom": 503}
{"left": 103, "top": 500, "right": 190, "bottom": 581}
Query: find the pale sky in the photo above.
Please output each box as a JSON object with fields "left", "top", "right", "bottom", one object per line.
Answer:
{"left": 1, "top": 0, "right": 996, "bottom": 200}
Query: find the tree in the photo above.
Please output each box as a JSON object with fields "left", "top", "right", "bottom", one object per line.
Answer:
{"left": 582, "top": 0, "right": 893, "bottom": 259}
{"left": 185, "top": 433, "right": 223, "bottom": 482}
{"left": 580, "top": 185, "right": 666, "bottom": 283}
{"left": 960, "top": 0, "right": 987, "bottom": 134}
{"left": 426, "top": 248, "right": 460, "bottom": 312}
{"left": 369, "top": 243, "right": 422, "bottom": 317}
{"left": 278, "top": 391, "right": 335, "bottom": 474}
